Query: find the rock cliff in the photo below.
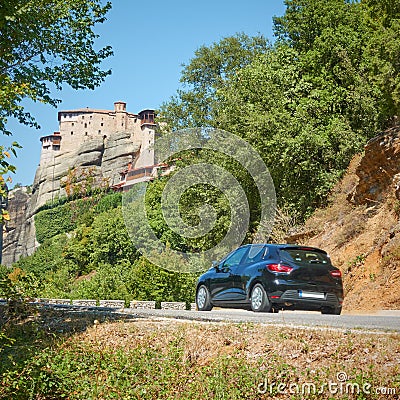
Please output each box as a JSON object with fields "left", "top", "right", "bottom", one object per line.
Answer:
{"left": 2, "top": 131, "right": 141, "bottom": 265}
{"left": 291, "top": 124, "right": 400, "bottom": 311}
{"left": 31, "top": 132, "right": 140, "bottom": 213}
{"left": 351, "top": 125, "right": 400, "bottom": 205}
{"left": 2, "top": 187, "right": 37, "bottom": 266}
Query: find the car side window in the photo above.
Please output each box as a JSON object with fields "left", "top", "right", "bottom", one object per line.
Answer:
{"left": 241, "top": 245, "right": 266, "bottom": 264}
{"left": 222, "top": 247, "right": 248, "bottom": 268}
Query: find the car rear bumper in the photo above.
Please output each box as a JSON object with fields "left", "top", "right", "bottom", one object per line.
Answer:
{"left": 269, "top": 289, "right": 343, "bottom": 310}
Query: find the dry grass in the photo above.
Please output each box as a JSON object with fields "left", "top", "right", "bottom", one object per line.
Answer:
{"left": 81, "top": 318, "right": 400, "bottom": 370}
{"left": 1, "top": 308, "right": 399, "bottom": 399}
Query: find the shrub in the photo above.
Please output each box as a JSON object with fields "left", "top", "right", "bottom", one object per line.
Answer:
{"left": 34, "top": 204, "right": 75, "bottom": 243}
{"left": 94, "top": 192, "right": 122, "bottom": 214}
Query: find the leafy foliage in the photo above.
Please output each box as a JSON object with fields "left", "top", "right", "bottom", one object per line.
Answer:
{"left": 34, "top": 205, "right": 76, "bottom": 243}
{"left": 0, "top": 0, "right": 112, "bottom": 136}
{"left": 34, "top": 191, "right": 122, "bottom": 244}
{"left": 0, "top": 267, "right": 41, "bottom": 300}
{"left": 0, "top": 0, "right": 112, "bottom": 222}
{"left": 144, "top": 148, "right": 261, "bottom": 254}
{"left": 158, "top": 33, "right": 270, "bottom": 130}
{"left": 14, "top": 191, "right": 197, "bottom": 305}
{"left": 94, "top": 192, "right": 122, "bottom": 214}
{"left": 159, "top": 0, "right": 400, "bottom": 217}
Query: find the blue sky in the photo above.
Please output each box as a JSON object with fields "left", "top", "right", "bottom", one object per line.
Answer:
{"left": 5, "top": 0, "right": 286, "bottom": 186}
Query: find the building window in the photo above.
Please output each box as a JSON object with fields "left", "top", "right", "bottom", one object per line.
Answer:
{"left": 84, "top": 123, "right": 87, "bottom": 128}
{"left": 85, "top": 132, "right": 88, "bottom": 136}
{"left": 101, "top": 123, "right": 103, "bottom": 127}
{"left": 98, "top": 130, "right": 101, "bottom": 134}
{"left": 71, "top": 131, "right": 73, "bottom": 135}
{"left": 72, "top": 122, "right": 74, "bottom": 126}
{"left": 53, "top": 145, "right": 60, "bottom": 151}
{"left": 82, "top": 116, "right": 84, "bottom": 119}
{"left": 90, "top": 115, "right": 92, "bottom": 119}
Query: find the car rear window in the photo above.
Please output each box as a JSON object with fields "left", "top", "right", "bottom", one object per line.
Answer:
{"left": 279, "top": 248, "right": 331, "bottom": 265}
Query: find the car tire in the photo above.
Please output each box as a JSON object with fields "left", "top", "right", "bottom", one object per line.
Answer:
{"left": 321, "top": 306, "right": 342, "bottom": 315}
{"left": 196, "top": 285, "right": 213, "bottom": 311}
{"left": 250, "top": 283, "right": 271, "bottom": 312}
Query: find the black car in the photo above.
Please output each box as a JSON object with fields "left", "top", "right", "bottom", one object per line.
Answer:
{"left": 196, "top": 244, "right": 343, "bottom": 314}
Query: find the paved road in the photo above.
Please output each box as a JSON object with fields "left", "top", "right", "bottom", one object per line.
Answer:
{"left": 124, "top": 308, "right": 400, "bottom": 332}
{"left": 16, "top": 302, "right": 400, "bottom": 333}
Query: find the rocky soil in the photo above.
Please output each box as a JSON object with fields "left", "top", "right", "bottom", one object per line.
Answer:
{"left": 292, "top": 125, "right": 400, "bottom": 311}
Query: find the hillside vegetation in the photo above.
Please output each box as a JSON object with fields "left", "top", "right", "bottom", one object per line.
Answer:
{"left": 2, "top": 0, "right": 400, "bottom": 309}
{"left": 160, "top": 0, "right": 400, "bottom": 217}
{"left": 0, "top": 190, "right": 196, "bottom": 306}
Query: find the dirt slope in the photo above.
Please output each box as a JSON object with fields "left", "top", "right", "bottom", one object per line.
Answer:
{"left": 290, "top": 125, "right": 400, "bottom": 311}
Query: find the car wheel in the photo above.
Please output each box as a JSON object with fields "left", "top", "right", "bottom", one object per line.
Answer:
{"left": 321, "top": 306, "right": 341, "bottom": 315}
{"left": 196, "top": 285, "right": 213, "bottom": 311}
{"left": 250, "top": 283, "right": 271, "bottom": 312}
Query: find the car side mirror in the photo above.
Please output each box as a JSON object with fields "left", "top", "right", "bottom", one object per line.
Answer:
{"left": 212, "top": 260, "right": 221, "bottom": 272}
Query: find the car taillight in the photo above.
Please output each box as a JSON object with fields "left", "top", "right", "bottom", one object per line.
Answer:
{"left": 330, "top": 270, "right": 342, "bottom": 278}
{"left": 267, "top": 263, "right": 293, "bottom": 273}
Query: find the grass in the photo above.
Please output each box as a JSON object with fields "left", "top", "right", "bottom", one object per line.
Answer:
{"left": 0, "top": 307, "right": 399, "bottom": 399}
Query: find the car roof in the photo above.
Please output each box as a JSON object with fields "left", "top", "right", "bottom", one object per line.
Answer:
{"left": 240, "top": 243, "right": 327, "bottom": 254}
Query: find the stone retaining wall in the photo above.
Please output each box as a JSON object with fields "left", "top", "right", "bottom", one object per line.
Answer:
{"left": 99, "top": 300, "right": 125, "bottom": 309}
{"left": 129, "top": 300, "right": 156, "bottom": 309}
{"left": 72, "top": 299, "right": 97, "bottom": 307}
{"left": 1, "top": 298, "right": 196, "bottom": 311}
{"left": 47, "top": 299, "right": 71, "bottom": 305}
{"left": 161, "top": 302, "right": 186, "bottom": 310}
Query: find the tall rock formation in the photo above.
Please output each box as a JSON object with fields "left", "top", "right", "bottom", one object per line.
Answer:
{"left": 2, "top": 187, "right": 36, "bottom": 266}
{"left": 2, "top": 102, "right": 157, "bottom": 265}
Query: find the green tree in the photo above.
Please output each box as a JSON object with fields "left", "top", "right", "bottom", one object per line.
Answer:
{"left": 14, "top": 234, "right": 72, "bottom": 277}
{"left": 0, "top": 0, "right": 113, "bottom": 221}
{"left": 160, "top": 0, "right": 400, "bottom": 217}
{"left": 89, "top": 207, "right": 138, "bottom": 266}
{"left": 273, "top": 0, "right": 400, "bottom": 130}
{"left": 158, "top": 33, "right": 270, "bottom": 130}
{"left": 143, "top": 147, "right": 261, "bottom": 255}
{"left": 217, "top": 44, "right": 367, "bottom": 214}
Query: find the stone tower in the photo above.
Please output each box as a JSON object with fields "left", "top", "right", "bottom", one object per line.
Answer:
{"left": 34, "top": 101, "right": 157, "bottom": 209}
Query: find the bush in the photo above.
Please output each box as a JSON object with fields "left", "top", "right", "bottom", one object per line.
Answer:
{"left": 94, "top": 192, "right": 122, "bottom": 214}
{"left": 34, "top": 204, "right": 76, "bottom": 243}
{"left": 35, "top": 192, "right": 122, "bottom": 244}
